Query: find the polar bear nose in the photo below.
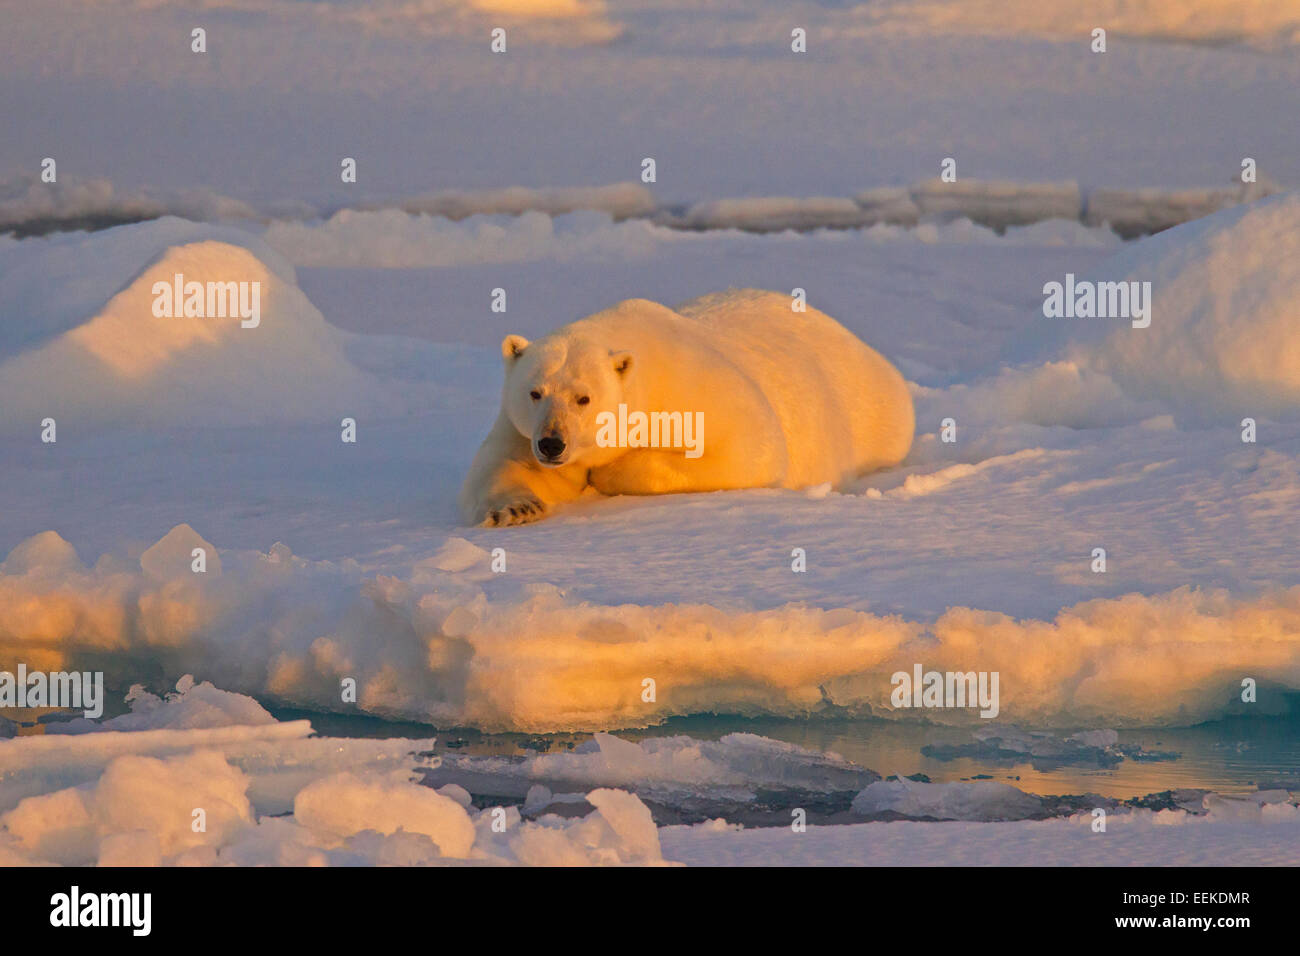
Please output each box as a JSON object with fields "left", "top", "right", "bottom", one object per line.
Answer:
{"left": 537, "top": 435, "right": 566, "bottom": 460}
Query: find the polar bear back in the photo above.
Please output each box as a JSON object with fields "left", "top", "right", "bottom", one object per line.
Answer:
{"left": 670, "top": 289, "right": 914, "bottom": 486}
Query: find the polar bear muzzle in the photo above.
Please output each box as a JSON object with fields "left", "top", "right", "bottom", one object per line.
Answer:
{"left": 535, "top": 432, "right": 567, "bottom": 465}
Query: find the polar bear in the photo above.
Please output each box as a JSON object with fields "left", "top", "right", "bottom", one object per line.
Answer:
{"left": 459, "top": 289, "right": 914, "bottom": 526}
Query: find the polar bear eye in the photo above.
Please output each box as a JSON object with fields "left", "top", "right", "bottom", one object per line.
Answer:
{"left": 576, "top": 396, "right": 590, "bottom": 405}
{"left": 530, "top": 390, "right": 542, "bottom": 401}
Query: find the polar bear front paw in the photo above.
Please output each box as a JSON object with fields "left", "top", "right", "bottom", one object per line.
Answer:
{"left": 482, "top": 496, "right": 548, "bottom": 527}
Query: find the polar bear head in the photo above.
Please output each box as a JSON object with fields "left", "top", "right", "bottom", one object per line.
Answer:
{"left": 500, "top": 332, "right": 633, "bottom": 467}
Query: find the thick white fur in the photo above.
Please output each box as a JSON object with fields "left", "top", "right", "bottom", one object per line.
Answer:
{"left": 459, "top": 289, "right": 914, "bottom": 526}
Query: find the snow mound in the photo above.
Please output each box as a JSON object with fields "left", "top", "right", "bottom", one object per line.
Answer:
{"left": 426, "top": 537, "right": 492, "bottom": 573}
{"left": 141, "top": 525, "right": 222, "bottom": 580}
{"left": 3, "top": 749, "right": 253, "bottom": 866}
{"left": 0, "top": 530, "right": 84, "bottom": 576}
{"left": 294, "top": 771, "right": 477, "bottom": 858}
{"left": 0, "top": 219, "right": 374, "bottom": 427}
{"left": 979, "top": 191, "right": 1300, "bottom": 425}
{"left": 1071, "top": 192, "right": 1300, "bottom": 417}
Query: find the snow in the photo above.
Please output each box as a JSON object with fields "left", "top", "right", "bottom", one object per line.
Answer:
{"left": 48, "top": 678, "right": 274, "bottom": 734}
{"left": 0, "top": 176, "right": 657, "bottom": 241}
{"left": 4, "top": 749, "right": 253, "bottom": 866}
{"left": 10, "top": 515, "right": 1299, "bottom": 732}
{"left": 0, "top": 744, "right": 678, "bottom": 866}
{"left": 140, "top": 525, "right": 223, "bottom": 580}
{"left": 910, "top": 180, "right": 1082, "bottom": 230}
{"left": 8, "top": 0, "right": 1300, "bottom": 206}
{"left": 0, "top": 175, "right": 266, "bottom": 238}
{"left": 3, "top": 694, "right": 1295, "bottom": 865}
{"left": 0, "top": 684, "right": 677, "bottom": 865}
{"left": 3, "top": 0, "right": 1300, "bottom": 866}
{"left": 673, "top": 181, "right": 1116, "bottom": 235}
{"left": 680, "top": 197, "right": 873, "bottom": 233}
{"left": 660, "top": 809, "right": 1300, "bottom": 867}
{"left": 1067, "top": 192, "right": 1300, "bottom": 417}
{"left": 0, "top": 223, "right": 382, "bottom": 427}
{"left": 75, "top": 0, "right": 624, "bottom": 43}
{"left": 3, "top": 195, "right": 1300, "bottom": 733}
{"left": 385, "top": 183, "right": 654, "bottom": 221}
{"left": 293, "top": 771, "right": 478, "bottom": 858}
{"left": 0, "top": 678, "right": 431, "bottom": 816}
{"left": 1083, "top": 181, "right": 1280, "bottom": 238}
{"left": 263, "top": 208, "right": 661, "bottom": 268}
{"left": 1, "top": 746, "right": 674, "bottom": 866}
{"left": 4, "top": 172, "right": 1269, "bottom": 244}
{"left": 859, "top": 0, "right": 1300, "bottom": 50}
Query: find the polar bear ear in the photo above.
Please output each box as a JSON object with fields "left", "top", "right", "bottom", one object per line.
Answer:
{"left": 501, "top": 334, "right": 529, "bottom": 362}
{"left": 611, "top": 351, "right": 634, "bottom": 377}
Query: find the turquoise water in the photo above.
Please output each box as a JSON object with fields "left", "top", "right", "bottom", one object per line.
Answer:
{"left": 270, "top": 708, "right": 1300, "bottom": 800}
{"left": 30, "top": 688, "right": 1296, "bottom": 800}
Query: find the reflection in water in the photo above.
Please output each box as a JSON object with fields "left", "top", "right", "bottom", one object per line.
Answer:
{"left": 624, "top": 716, "right": 1300, "bottom": 799}
{"left": 265, "top": 707, "right": 1300, "bottom": 800}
